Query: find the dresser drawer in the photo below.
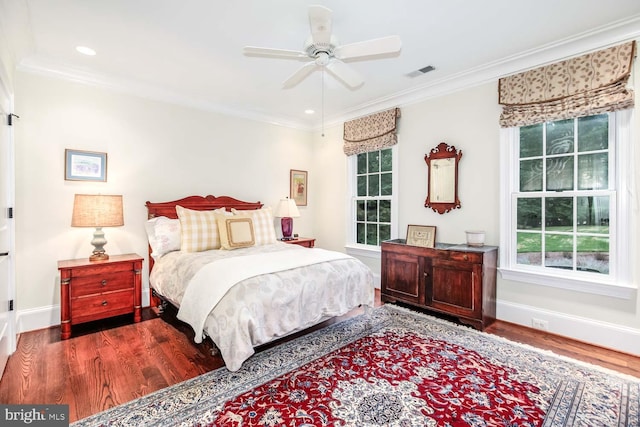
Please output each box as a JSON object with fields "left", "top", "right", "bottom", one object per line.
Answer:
{"left": 70, "top": 271, "right": 134, "bottom": 297}
{"left": 67, "top": 261, "right": 134, "bottom": 278}
{"left": 71, "top": 290, "right": 134, "bottom": 324}
{"left": 447, "top": 251, "right": 483, "bottom": 264}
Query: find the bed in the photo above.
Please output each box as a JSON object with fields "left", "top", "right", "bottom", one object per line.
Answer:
{"left": 145, "top": 195, "right": 375, "bottom": 371}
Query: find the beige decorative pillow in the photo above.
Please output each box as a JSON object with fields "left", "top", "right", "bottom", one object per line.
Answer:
{"left": 231, "top": 207, "right": 277, "bottom": 246}
{"left": 218, "top": 216, "right": 255, "bottom": 250}
{"left": 176, "top": 206, "right": 231, "bottom": 252}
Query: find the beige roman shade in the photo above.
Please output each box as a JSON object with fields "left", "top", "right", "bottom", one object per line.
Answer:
{"left": 343, "top": 107, "right": 400, "bottom": 156}
{"left": 499, "top": 41, "right": 636, "bottom": 128}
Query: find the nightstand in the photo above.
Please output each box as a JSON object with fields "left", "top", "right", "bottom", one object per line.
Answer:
{"left": 58, "top": 253, "right": 143, "bottom": 340}
{"left": 282, "top": 237, "right": 315, "bottom": 248}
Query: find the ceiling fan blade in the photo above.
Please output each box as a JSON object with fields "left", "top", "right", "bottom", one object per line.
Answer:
{"left": 282, "top": 61, "right": 318, "bottom": 89}
{"left": 243, "top": 46, "right": 308, "bottom": 59}
{"left": 308, "top": 5, "right": 332, "bottom": 45}
{"left": 326, "top": 59, "right": 363, "bottom": 88}
{"left": 334, "top": 35, "right": 402, "bottom": 60}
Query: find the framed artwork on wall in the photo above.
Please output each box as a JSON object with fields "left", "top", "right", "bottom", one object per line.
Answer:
{"left": 65, "top": 149, "right": 107, "bottom": 182}
{"left": 290, "top": 169, "right": 308, "bottom": 206}
{"left": 406, "top": 224, "right": 436, "bottom": 248}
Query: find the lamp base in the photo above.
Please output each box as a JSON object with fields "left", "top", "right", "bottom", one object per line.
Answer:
{"left": 281, "top": 217, "right": 293, "bottom": 240}
{"left": 90, "top": 252, "right": 109, "bottom": 262}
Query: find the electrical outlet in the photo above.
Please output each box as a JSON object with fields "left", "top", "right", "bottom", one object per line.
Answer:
{"left": 531, "top": 318, "right": 549, "bottom": 331}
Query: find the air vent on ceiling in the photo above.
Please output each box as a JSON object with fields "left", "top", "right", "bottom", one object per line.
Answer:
{"left": 406, "top": 65, "right": 435, "bottom": 78}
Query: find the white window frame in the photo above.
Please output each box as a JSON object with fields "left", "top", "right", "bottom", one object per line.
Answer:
{"left": 499, "top": 110, "right": 635, "bottom": 299}
{"left": 345, "top": 144, "right": 399, "bottom": 259}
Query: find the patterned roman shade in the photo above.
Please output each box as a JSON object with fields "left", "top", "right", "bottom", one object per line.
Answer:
{"left": 343, "top": 107, "right": 401, "bottom": 156}
{"left": 499, "top": 41, "right": 636, "bottom": 128}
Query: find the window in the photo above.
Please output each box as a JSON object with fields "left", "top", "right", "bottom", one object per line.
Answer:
{"left": 500, "top": 111, "right": 633, "bottom": 297}
{"left": 347, "top": 146, "right": 398, "bottom": 253}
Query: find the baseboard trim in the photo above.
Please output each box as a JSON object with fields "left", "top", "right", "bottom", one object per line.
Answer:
{"left": 497, "top": 300, "right": 640, "bottom": 356}
{"left": 16, "top": 289, "right": 152, "bottom": 334}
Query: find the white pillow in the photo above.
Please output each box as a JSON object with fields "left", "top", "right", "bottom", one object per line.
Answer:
{"left": 231, "top": 207, "right": 277, "bottom": 246}
{"left": 176, "top": 206, "right": 231, "bottom": 252}
{"left": 145, "top": 216, "right": 181, "bottom": 259}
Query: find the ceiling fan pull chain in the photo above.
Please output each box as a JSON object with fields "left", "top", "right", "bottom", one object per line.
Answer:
{"left": 321, "top": 68, "right": 325, "bottom": 137}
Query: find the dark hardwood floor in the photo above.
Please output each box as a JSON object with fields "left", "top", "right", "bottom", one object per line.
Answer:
{"left": 0, "top": 289, "right": 638, "bottom": 422}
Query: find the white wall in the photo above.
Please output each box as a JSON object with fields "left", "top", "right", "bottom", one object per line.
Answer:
{"left": 13, "top": 71, "right": 314, "bottom": 329}
{"left": 313, "top": 77, "right": 640, "bottom": 355}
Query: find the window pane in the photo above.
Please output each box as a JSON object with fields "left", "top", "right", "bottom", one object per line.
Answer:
{"left": 368, "top": 174, "right": 380, "bottom": 196}
{"left": 517, "top": 198, "right": 541, "bottom": 230}
{"left": 380, "top": 173, "right": 392, "bottom": 196}
{"left": 380, "top": 148, "right": 392, "bottom": 172}
{"left": 379, "top": 224, "right": 391, "bottom": 243}
{"left": 379, "top": 200, "right": 391, "bottom": 222}
{"left": 578, "top": 153, "right": 608, "bottom": 190}
{"left": 520, "top": 159, "right": 543, "bottom": 192}
{"left": 577, "top": 196, "right": 609, "bottom": 234}
{"left": 545, "top": 234, "right": 573, "bottom": 270}
{"left": 357, "top": 153, "right": 367, "bottom": 174}
{"left": 357, "top": 175, "right": 367, "bottom": 197}
{"left": 366, "top": 200, "right": 378, "bottom": 222}
{"left": 520, "top": 123, "right": 543, "bottom": 158}
{"left": 368, "top": 151, "right": 380, "bottom": 173}
{"left": 546, "top": 119, "right": 574, "bottom": 155}
{"left": 577, "top": 236, "right": 609, "bottom": 274}
{"left": 356, "top": 222, "right": 365, "bottom": 244}
{"left": 366, "top": 223, "right": 378, "bottom": 245}
{"left": 356, "top": 200, "right": 365, "bottom": 221}
{"left": 546, "top": 156, "right": 574, "bottom": 191}
{"left": 517, "top": 232, "right": 541, "bottom": 266}
{"left": 545, "top": 197, "right": 573, "bottom": 231}
{"left": 578, "top": 114, "right": 608, "bottom": 152}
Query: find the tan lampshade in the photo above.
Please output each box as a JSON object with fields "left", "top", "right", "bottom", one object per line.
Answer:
{"left": 274, "top": 198, "right": 300, "bottom": 218}
{"left": 71, "top": 194, "right": 124, "bottom": 227}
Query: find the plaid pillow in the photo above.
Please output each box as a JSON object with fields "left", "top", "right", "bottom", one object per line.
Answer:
{"left": 231, "top": 207, "right": 277, "bottom": 246}
{"left": 176, "top": 206, "right": 231, "bottom": 252}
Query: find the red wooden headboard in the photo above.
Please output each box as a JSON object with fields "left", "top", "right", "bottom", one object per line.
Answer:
{"left": 145, "top": 194, "right": 263, "bottom": 279}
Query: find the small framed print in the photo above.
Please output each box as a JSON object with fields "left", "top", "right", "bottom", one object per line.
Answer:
{"left": 290, "top": 169, "right": 307, "bottom": 206}
{"left": 65, "top": 149, "right": 107, "bottom": 182}
{"left": 406, "top": 224, "right": 436, "bottom": 248}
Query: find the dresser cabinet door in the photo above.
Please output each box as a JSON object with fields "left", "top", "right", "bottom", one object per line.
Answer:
{"left": 381, "top": 251, "right": 427, "bottom": 305}
{"left": 429, "top": 257, "right": 482, "bottom": 319}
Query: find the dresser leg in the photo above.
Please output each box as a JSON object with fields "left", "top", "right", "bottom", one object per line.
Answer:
{"left": 61, "top": 321, "right": 71, "bottom": 340}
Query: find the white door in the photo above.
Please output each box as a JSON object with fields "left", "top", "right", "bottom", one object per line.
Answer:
{"left": 0, "top": 73, "right": 16, "bottom": 378}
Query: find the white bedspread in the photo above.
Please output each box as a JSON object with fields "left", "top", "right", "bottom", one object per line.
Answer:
{"left": 177, "top": 247, "right": 350, "bottom": 343}
{"left": 150, "top": 242, "right": 374, "bottom": 371}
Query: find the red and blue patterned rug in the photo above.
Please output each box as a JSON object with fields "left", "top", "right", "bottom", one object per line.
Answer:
{"left": 72, "top": 305, "right": 639, "bottom": 426}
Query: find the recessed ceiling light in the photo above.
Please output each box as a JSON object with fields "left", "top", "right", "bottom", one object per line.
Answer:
{"left": 76, "top": 46, "right": 96, "bottom": 56}
{"left": 304, "top": 109, "right": 315, "bottom": 114}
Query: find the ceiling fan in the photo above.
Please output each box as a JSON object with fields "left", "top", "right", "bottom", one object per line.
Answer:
{"left": 243, "top": 5, "right": 402, "bottom": 89}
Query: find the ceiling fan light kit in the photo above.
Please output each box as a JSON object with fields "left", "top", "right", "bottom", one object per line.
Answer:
{"left": 243, "top": 5, "right": 402, "bottom": 89}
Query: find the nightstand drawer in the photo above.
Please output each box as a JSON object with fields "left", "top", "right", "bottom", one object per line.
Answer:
{"left": 67, "top": 261, "right": 134, "bottom": 278}
{"left": 70, "top": 271, "right": 134, "bottom": 297}
{"left": 71, "top": 290, "right": 134, "bottom": 324}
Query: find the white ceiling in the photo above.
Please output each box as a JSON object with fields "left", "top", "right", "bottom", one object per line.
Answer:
{"left": 3, "top": 0, "right": 640, "bottom": 129}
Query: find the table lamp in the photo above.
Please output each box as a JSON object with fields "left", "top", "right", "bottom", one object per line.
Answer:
{"left": 274, "top": 197, "right": 300, "bottom": 241}
{"left": 71, "top": 194, "right": 124, "bottom": 261}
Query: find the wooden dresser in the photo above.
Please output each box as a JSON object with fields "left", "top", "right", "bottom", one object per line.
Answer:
{"left": 58, "top": 253, "right": 143, "bottom": 339}
{"left": 381, "top": 239, "right": 497, "bottom": 330}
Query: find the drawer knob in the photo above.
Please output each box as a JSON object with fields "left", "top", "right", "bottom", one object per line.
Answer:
{"left": 423, "top": 272, "right": 429, "bottom": 278}
{"left": 463, "top": 255, "right": 469, "bottom": 261}
{"left": 101, "top": 300, "right": 108, "bottom": 306}
{"left": 101, "top": 279, "right": 107, "bottom": 286}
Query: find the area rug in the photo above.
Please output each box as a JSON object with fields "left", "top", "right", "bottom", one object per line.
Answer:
{"left": 72, "top": 304, "right": 639, "bottom": 426}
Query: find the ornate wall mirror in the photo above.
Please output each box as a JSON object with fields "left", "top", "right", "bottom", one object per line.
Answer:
{"left": 424, "top": 142, "right": 462, "bottom": 214}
